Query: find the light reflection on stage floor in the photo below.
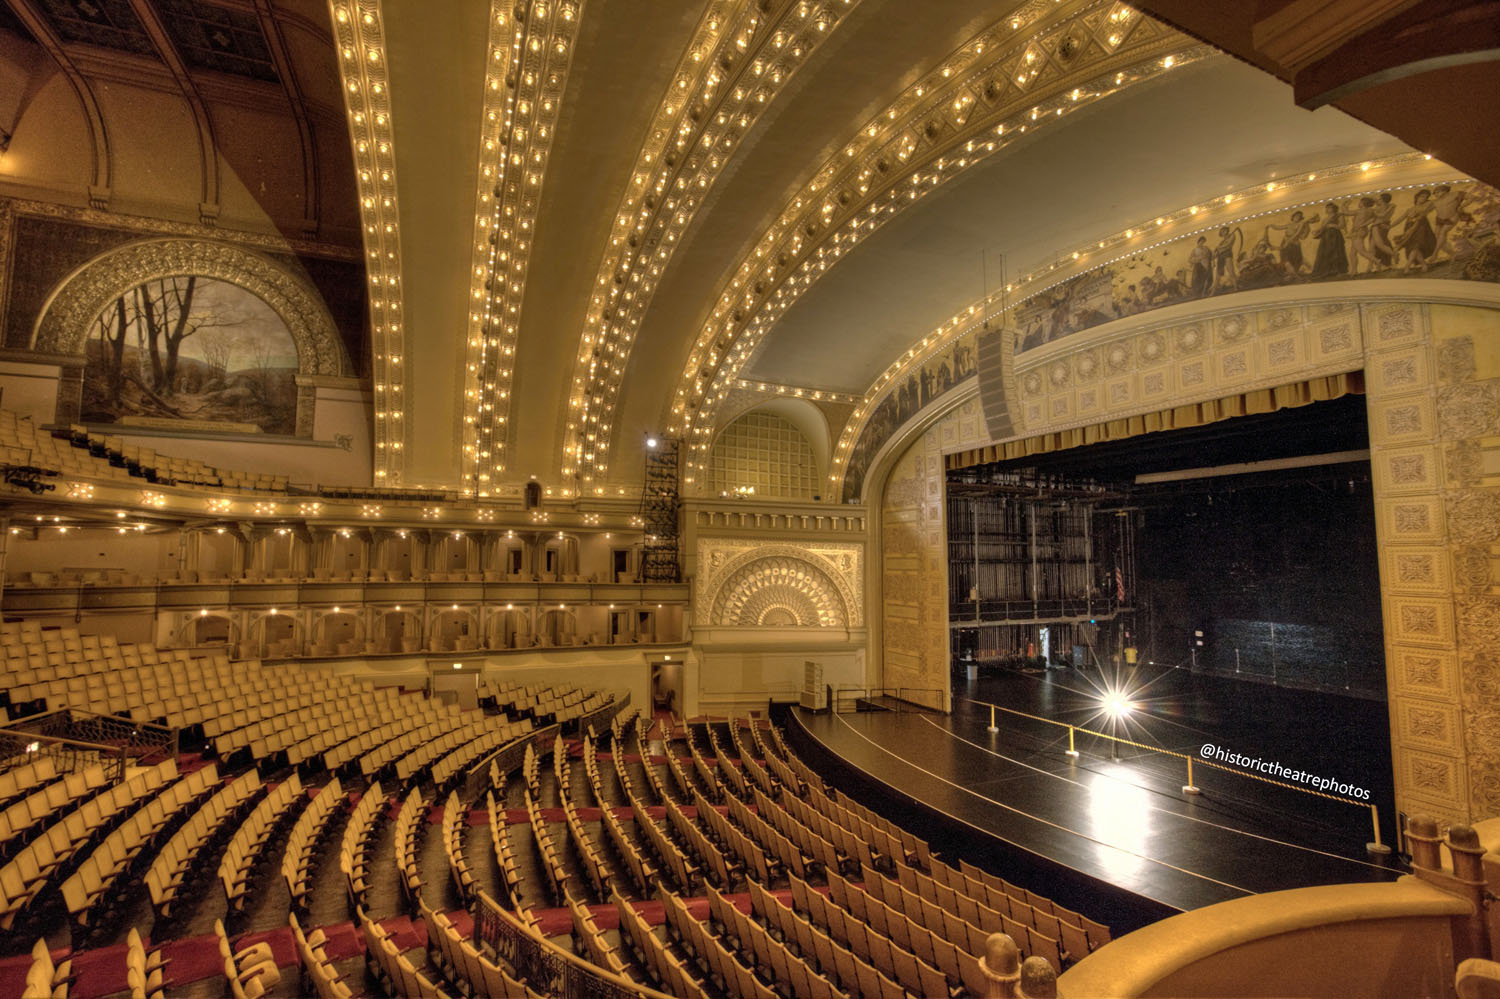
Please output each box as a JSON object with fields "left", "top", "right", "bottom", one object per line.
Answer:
{"left": 791, "top": 664, "right": 1404, "bottom": 927}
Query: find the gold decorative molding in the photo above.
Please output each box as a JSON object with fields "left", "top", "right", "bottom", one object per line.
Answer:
{"left": 696, "top": 538, "right": 863, "bottom": 628}
{"left": 461, "top": 0, "right": 585, "bottom": 497}
{"left": 563, "top": 0, "right": 862, "bottom": 493}
{"left": 0, "top": 196, "right": 362, "bottom": 261}
{"left": 329, "top": 0, "right": 408, "bottom": 484}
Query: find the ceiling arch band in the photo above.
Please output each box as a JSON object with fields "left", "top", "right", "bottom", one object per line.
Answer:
{"left": 659, "top": 2, "right": 1201, "bottom": 490}
{"left": 826, "top": 153, "right": 1467, "bottom": 499}
{"left": 460, "top": 0, "right": 585, "bottom": 496}
{"left": 328, "top": 0, "right": 408, "bottom": 484}
{"left": 560, "top": 0, "right": 864, "bottom": 492}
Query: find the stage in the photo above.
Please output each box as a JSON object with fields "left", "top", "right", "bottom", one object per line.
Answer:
{"left": 788, "top": 664, "right": 1405, "bottom": 933}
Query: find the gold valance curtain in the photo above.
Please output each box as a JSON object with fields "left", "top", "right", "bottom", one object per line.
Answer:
{"left": 946, "top": 372, "right": 1363, "bottom": 471}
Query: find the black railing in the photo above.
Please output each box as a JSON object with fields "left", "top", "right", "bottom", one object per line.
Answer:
{"left": 0, "top": 707, "right": 178, "bottom": 779}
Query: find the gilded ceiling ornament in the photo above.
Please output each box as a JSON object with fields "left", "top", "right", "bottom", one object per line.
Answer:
{"left": 1217, "top": 314, "right": 1249, "bottom": 341}
{"left": 1137, "top": 330, "right": 1165, "bottom": 363}
{"left": 1470, "top": 756, "right": 1500, "bottom": 816}
{"left": 1175, "top": 324, "right": 1205, "bottom": 353}
{"left": 1446, "top": 441, "right": 1483, "bottom": 488}
{"left": 461, "top": 0, "right": 585, "bottom": 495}
{"left": 1458, "top": 595, "right": 1500, "bottom": 648}
{"left": 1456, "top": 548, "right": 1492, "bottom": 590}
{"left": 665, "top": 1, "right": 1201, "bottom": 488}
{"left": 564, "top": 0, "right": 862, "bottom": 491}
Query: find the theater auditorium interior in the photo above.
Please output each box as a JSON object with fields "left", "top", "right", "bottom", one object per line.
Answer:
{"left": 0, "top": 0, "right": 1497, "bottom": 996}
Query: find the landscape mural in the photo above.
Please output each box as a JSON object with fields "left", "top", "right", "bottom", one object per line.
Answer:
{"left": 81, "top": 276, "right": 301, "bottom": 434}
{"left": 840, "top": 180, "right": 1500, "bottom": 501}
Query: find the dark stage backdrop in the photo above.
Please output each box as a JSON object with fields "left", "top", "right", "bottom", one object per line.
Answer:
{"left": 1137, "top": 467, "right": 1384, "bottom": 697}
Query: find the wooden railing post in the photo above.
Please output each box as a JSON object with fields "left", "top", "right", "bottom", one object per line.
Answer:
{"left": 1019, "top": 955, "right": 1059, "bottom": 998}
{"left": 979, "top": 932, "right": 1021, "bottom": 997}
{"left": 1448, "top": 825, "right": 1491, "bottom": 963}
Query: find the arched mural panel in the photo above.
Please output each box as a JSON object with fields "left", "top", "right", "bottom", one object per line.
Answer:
{"left": 32, "top": 238, "right": 346, "bottom": 436}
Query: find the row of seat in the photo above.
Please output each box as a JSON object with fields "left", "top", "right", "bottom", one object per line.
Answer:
{"left": 555, "top": 739, "right": 613, "bottom": 899}
{"left": 592, "top": 750, "right": 659, "bottom": 895}
{"left": 394, "top": 788, "right": 426, "bottom": 906}
{"left": 339, "top": 781, "right": 386, "bottom": 909}
{"left": 419, "top": 895, "right": 539, "bottom": 999}
{"left": 146, "top": 769, "right": 263, "bottom": 921}
{"left": 662, "top": 793, "right": 733, "bottom": 890}
{"left": 0, "top": 762, "right": 108, "bottom": 854}
{"left": 484, "top": 787, "right": 526, "bottom": 907}
{"left": 441, "top": 790, "right": 475, "bottom": 902}
{"left": 125, "top": 926, "right": 166, "bottom": 999}
{"left": 63, "top": 762, "right": 218, "bottom": 934}
{"left": 19, "top": 937, "right": 70, "bottom": 999}
{"left": 359, "top": 905, "right": 451, "bottom": 999}
{"left": 612, "top": 887, "right": 709, "bottom": 999}
{"left": 63, "top": 420, "right": 290, "bottom": 493}
{"left": 215, "top": 917, "right": 280, "bottom": 999}
{"left": 661, "top": 883, "right": 780, "bottom": 999}
{"left": 2, "top": 758, "right": 178, "bottom": 929}
{"left": 565, "top": 890, "right": 634, "bottom": 983}
{"left": 291, "top": 910, "right": 355, "bottom": 999}
{"left": 283, "top": 777, "right": 343, "bottom": 911}
{"left": 219, "top": 773, "right": 306, "bottom": 911}
{"left": 0, "top": 758, "right": 61, "bottom": 814}
{"left": 524, "top": 787, "right": 573, "bottom": 904}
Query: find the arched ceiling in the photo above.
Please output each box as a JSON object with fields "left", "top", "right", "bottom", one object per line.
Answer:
{"left": 0, "top": 0, "right": 359, "bottom": 242}
{"left": 1, "top": 0, "right": 1446, "bottom": 500}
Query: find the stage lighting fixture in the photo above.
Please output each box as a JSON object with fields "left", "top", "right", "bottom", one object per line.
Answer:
{"left": 1102, "top": 692, "right": 1133, "bottom": 719}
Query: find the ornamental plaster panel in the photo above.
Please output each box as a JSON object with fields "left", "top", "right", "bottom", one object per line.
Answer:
{"left": 1391, "top": 647, "right": 1458, "bottom": 701}
{"left": 696, "top": 539, "right": 863, "bottom": 628}
{"left": 1369, "top": 394, "right": 1435, "bottom": 446}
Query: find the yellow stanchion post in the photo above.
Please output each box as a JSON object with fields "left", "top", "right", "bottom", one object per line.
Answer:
{"left": 1183, "top": 756, "right": 1201, "bottom": 796}
{"left": 987, "top": 703, "right": 998, "bottom": 733}
{"left": 1065, "top": 726, "right": 1078, "bottom": 758}
{"left": 1367, "top": 804, "right": 1391, "bottom": 855}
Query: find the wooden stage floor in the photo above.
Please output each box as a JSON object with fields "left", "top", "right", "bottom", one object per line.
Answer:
{"left": 790, "top": 667, "right": 1405, "bottom": 928}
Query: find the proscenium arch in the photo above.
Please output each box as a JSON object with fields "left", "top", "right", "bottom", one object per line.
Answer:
{"left": 32, "top": 237, "right": 347, "bottom": 377}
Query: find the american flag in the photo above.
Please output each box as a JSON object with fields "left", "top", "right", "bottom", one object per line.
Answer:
{"left": 1114, "top": 566, "right": 1125, "bottom": 603}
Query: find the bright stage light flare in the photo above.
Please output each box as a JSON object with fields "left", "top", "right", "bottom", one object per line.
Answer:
{"left": 1102, "top": 692, "right": 1134, "bottom": 719}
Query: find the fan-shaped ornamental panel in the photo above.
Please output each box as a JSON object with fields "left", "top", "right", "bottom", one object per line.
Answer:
{"left": 709, "top": 555, "right": 848, "bottom": 627}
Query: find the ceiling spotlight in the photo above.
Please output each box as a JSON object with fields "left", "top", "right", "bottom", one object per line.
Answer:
{"left": 646, "top": 436, "right": 658, "bottom": 448}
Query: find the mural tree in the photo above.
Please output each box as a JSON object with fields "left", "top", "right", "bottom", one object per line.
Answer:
{"left": 82, "top": 275, "right": 302, "bottom": 434}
